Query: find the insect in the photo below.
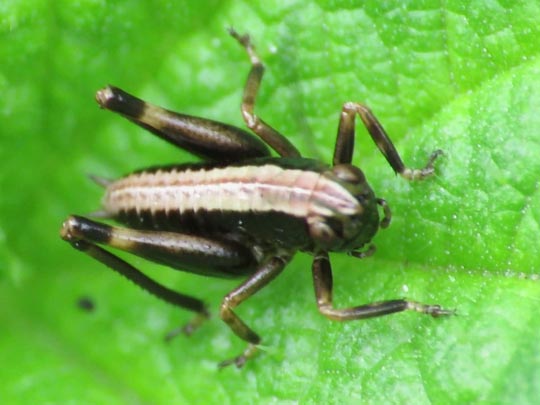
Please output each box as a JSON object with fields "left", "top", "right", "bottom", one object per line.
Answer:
{"left": 60, "top": 29, "right": 453, "bottom": 368}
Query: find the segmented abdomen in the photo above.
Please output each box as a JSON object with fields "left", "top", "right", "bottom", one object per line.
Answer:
{"left": 104, "top": 163, "right": 358, "bottom": 218}
{"left": 102, "top": 160, "right": 360, "bottom": 248}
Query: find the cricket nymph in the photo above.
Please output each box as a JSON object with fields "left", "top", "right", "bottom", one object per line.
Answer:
{"left": 100, "top": 158, "right": 380, "bottom": 254}
{"left": 61, "top": 29, "right": 452, "bottom": 368}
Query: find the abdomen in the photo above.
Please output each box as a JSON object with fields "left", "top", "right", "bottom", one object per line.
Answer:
{"left": 102, "top": 158, "right": 358, "bottom": 250}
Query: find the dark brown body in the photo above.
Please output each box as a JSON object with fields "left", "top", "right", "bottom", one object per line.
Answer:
{"left": 61, "top": 29, "right": 452, "bottom": 368}
{"left": 108, "top": 157, "right": 380, "bottom": 252}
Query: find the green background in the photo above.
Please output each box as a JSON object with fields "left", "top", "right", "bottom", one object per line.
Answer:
{"left": 2, "top": 1, "right": 540, "bottom": 403}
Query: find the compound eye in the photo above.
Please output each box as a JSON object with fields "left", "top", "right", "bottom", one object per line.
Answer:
{"left": 332, "top": 164, "right": 366, "bottom": 185}
{"left": 308, "top": 216, "right": 337, "bottom": 248}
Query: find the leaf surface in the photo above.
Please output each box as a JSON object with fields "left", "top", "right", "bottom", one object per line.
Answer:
{"left": 1, "top": 1, "right": 540, "bottom": 403}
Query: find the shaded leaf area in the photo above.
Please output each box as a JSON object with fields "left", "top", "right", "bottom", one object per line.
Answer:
{"left": 1, "top": 1, "right": 540, "bottom": 403}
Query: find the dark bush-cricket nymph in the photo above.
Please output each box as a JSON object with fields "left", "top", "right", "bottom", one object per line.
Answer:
{"left": 61, "top": 29, "right": 453, "bottom": 368}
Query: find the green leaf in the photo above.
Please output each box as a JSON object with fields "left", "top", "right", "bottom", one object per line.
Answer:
{"left": 2, "top": 1, "right": 540, "bottom": 403}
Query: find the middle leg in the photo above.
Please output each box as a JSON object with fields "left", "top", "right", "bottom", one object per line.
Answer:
{"left": 219, "top": 253, "right": 293, "bottom": 368}
{"left": 229, "top": 28, "right": 301, "bottom": 158}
